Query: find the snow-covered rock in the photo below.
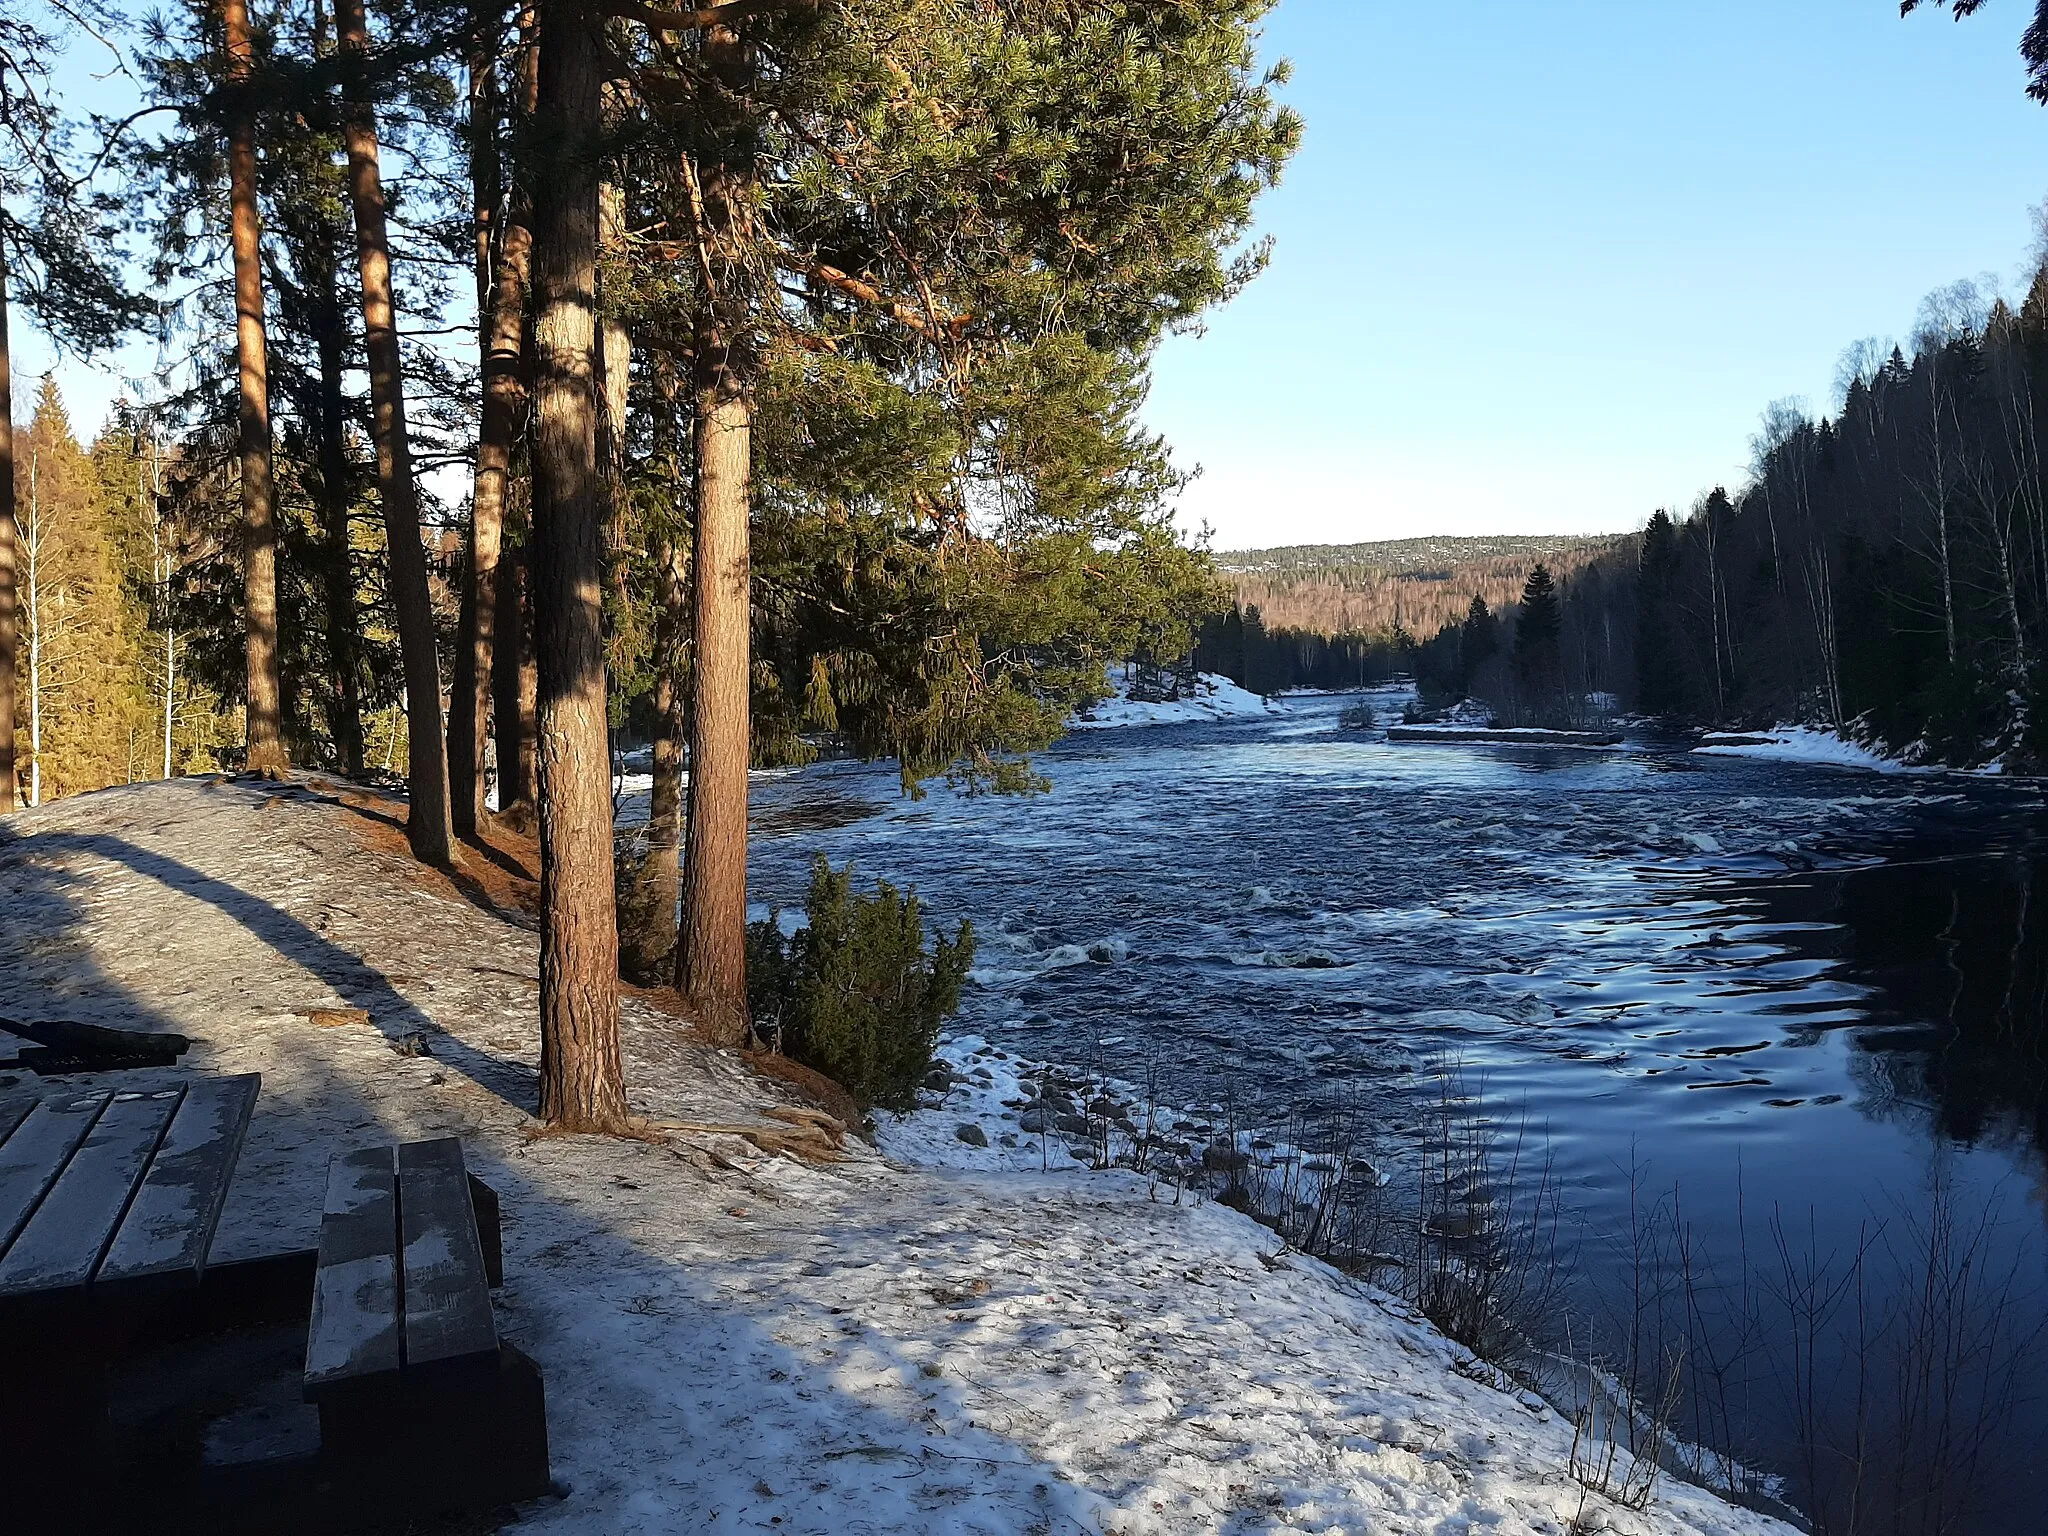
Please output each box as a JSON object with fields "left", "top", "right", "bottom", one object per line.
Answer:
{"left": 1070, "top": 665, "right": 1281, "bottom": 730}
{"left": 1692, "top": 726, "right": 1925, "bottom": 775}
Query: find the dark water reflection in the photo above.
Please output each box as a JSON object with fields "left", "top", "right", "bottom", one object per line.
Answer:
{"left": 1794, "top": 852, "right": 2048, "bottom": 1154}
{"left": 733, "top": 691, "right": 2048, "bottom": 1530}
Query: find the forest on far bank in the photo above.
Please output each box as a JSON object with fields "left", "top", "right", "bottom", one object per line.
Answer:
{"left": 1193, "top": 260, "right": 2048, "bottom": 769}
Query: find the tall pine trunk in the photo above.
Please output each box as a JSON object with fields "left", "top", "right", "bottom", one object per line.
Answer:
{"left": 225, "top": 0, "right": 288, "bottom": 776}
{"left": 0, "top": 247, "right": 15, "bottom": 810}
{"left": 529, "top": 0, "right": 627, "bottom": 1130}
{"left": 624, "top": 355, "right": 688, "bottom": 979}
{"left": 448, "top": 34, "right": 498, "bottom": 834}
{"left": 677, "top": 22, "right": 754, "bottom": 1046}
{"left": 310, "top": 229, "right": 366, "bottom": 776}
{"left": 622, "top": 360, "right": 686, "bottom": 979}
{"left": 492, "top": 546, "right": 537, "bottom": 811}
{"left": 627, "top": 530, "right": 687, "bottom": 975}
{"left": 452, "top": 16, "right": 534, "bottom": 833}
{"left": 336, "top": 0, "right": 456, "bottom": 866}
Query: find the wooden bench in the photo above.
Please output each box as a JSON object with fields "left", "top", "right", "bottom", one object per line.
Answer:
{"left": 304, "top": 1138, "right": 549, "bottom": 1515}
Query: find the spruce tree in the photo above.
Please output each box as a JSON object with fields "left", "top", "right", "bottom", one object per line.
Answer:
{"left": 1513, "top": 564, "right": 1563, "bottom": 721}
{"left": 1458, "top": 594, "right": 1497, "bottom": 694}
{"left": 1516, "top": 565, "right": 1562, "bottom": 657}
{"left": 1635, "top": 510, "right": 1683, "bottom": 715}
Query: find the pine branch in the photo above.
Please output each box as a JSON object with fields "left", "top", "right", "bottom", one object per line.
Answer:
{"left": 598, "top": 0, "right": 802, "bottom": 35}
{"left": 777, "top": 252, "right": 970, "bottom": 345}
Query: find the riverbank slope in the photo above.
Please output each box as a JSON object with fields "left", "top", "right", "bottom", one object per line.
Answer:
{"left": 0, "top": 777, "right": 1794, "bottom": 1535}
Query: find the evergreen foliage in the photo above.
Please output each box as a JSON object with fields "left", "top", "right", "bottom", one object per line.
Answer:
{"left": 1511, "top": 268, "right": 2048, "bottom": 763}
{"left": 1635, "top": 510, "right": 1684, "bottom": 716}
{"left": 746, "top": 856, "right": 974, "bottom": 1112}
{"left": 1458, "top": 595, "right": 1497, "bottom": 694}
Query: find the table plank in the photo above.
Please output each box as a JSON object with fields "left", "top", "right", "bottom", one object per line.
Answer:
{"left": 0, "top": 1089, "right": 182, "bottom": 1298}
{"left": 0, "top": 1091, "right": 112, "bottom": 1256}
{"left": 397, "top": 1138, "right": 497, "bottom": 1373}
{"left": 0, "top": 1094, "right": 39, "bottom": 1148}
{"left": 96, "top": 1074, "right": 261, "bottom": 1298}
{"left": 304, "top": 1145, "right": 401, "bottom": 1398}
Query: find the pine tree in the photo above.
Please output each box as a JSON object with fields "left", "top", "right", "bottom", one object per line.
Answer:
{"left": 598, "top": 0, "right": 1299, "bottom": 1041}
{"left": 334, "top": 0, "right": 457, "bottom": 864}
{"left": 528, "top": 0, "right": 629, "bottom": 1132}
{"left": 220, "top": 0, "right": 290, "bottom": 777}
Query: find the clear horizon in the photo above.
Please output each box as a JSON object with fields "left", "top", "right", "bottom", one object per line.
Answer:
{"left": 1143, "top": 1, "right": 2048, "bottom": 551}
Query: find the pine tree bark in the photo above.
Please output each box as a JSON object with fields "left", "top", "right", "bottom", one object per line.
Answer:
{"left": 225, "top": 0, "right": 288, "bottom": 777}
{"left": 492, "top": 546, "right": 536, "bottom": 811}
{"left": 452, "top": 17, "right": 534, "bottom": 833}
{"left": 623, "top": 518, "right": 686, "bottom": 979}
{"left": 310, "top": 226, "right": 365, "bottom": 776}
{"left": 0, "top": 248, "right": 15, "bottom": 811}
{"left": 677, "top": 22, "right": 755, "bottom": 1047}
{"left": 529, "top": 0, "right": 628, "bottom": 1130}
{"left": 336, "top": 0, "right": 456, "bottom": 866}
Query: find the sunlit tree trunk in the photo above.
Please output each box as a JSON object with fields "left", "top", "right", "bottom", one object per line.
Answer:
{"left": 225, "top": 0, "right": 288, "bottom": 776}
{"left": 678, "top": 21, "right": 755, "bottom": 1047}
{"left": 453, "top": 13, "right": 534, "bottom": 833}
{"left": 23, "top": 452, "right": 40, "bottom": 807}
{"left": 529, "top": 0, "right": 628, "bottom": 1130}
{"left": 0, "top": 248, "right": 16, "bottom": 810}
{"left": 336, "top": 0, "right": 456, "bottom": 865}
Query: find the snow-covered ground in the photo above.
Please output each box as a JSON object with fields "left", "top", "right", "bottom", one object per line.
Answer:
{"left": 1690, "top": 726, "right": 1925, "bottom": 775}
{"left": 1070, "top": 666, "right": 1282, "bottom": 730}
{"left": 0, "top": 779, "right": 1794, "bottom": 1536}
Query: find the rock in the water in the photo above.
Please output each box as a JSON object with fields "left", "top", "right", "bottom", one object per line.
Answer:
{"left": 923, "top": 1067, "right": 954, "bottom": 1090}
{"left": 954, "top": 1123, "right": 989, "bottom": 1148}
{"left": 1202, "top": 1141, "right": 1249, "bottom": 1173}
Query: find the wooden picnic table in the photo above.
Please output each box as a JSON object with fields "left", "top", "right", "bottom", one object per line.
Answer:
{"left": 0, "top": 1074, "right": 260, "bottom": 1313}
{"left": 0, "top": 1073, "right": 260, "bottom": 1520}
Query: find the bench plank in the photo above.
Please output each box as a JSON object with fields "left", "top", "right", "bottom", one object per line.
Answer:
{"left": 0, "top": 1089, "right": 181, "bottom": 1298}
{"left": 97, "top": 1074, "right": 261, "bottom": 1297}
{"left": 0, "top": 1090, "right": 110, "bottom": 1254}
{"left": 305, "top": 1146, "right": 401, "bottom": 1397}
{"left": 397, "top": 1139, "right": 497, "bottom": 1373}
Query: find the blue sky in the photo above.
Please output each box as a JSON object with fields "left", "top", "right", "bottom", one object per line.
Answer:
{"left": 1146, "top": 1, "right": 2048, "bottom": 550}
{"left": 17, "top": 2, "right": 2048, "bottom": 552}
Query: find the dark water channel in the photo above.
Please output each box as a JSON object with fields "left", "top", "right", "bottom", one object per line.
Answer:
{"left": 739, "top": 690, "right": 2048, "bottom": 1532}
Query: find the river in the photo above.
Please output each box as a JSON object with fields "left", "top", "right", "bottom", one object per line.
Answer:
{"left": 740, "top": 687, "right": 2048, "bottom": 1532}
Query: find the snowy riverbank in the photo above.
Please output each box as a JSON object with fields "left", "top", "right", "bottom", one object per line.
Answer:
{"left": 0, "top": 778, "right": 1795, "bottom": 1535}
{"left": 1070, "top": 666, "right": 1282, "bottom": 730}
{"left": 1691, "top": 726, "right": 1929, "bottom": 775}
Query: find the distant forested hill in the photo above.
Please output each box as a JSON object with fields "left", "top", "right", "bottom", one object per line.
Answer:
{"left": 1214, "top": 535, "right": 1625, "bottom": 641}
